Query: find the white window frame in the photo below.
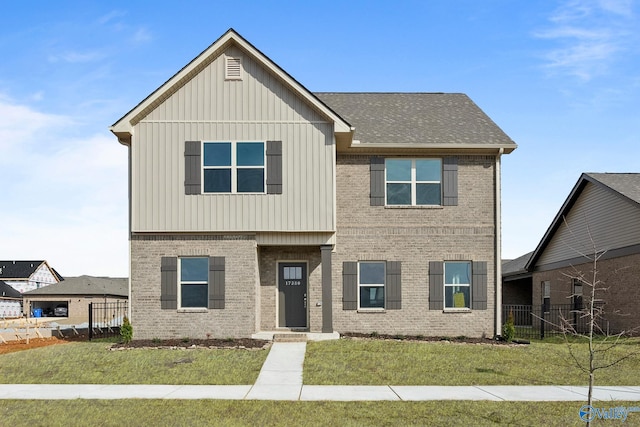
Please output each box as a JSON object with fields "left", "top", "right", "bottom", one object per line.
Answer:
{"left": 178, "top": 257, "right": 209, "bottom": 309}
{"left": 357, "top": 261, "right": 386, "bottom": 310}
{"left": 385, "top": 158, "right": 442, "bottom": 206}
{"left": 202, "top": 141, "right": 266, "bottom": 194}
{"left": 444, "top": 261, "right": 471, "bottom": 310}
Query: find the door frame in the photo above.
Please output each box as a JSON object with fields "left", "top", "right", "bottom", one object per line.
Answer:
{"left": 276, "top": 260, "right": 309, "bottom": 329}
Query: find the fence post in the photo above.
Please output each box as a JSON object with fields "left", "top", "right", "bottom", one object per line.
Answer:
{"left": 540, "top": 302, "right": 548, "bottom": 340}
{"left": 88, "top": 302, "right": 93, "bottom": 341}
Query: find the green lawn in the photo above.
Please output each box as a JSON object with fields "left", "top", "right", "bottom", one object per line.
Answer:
{"left": 0, "top": 341, "right": 268, "bottom": 385}
{"left": 1, "top": 400, "right": 628, "bottom": 427}
{"left": 303, "top": 338, "right": 640, "bottom": 386}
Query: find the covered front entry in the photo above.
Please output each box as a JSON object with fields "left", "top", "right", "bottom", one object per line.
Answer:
{"left": 278, "top": 262, "right": 307, "bottom": 328}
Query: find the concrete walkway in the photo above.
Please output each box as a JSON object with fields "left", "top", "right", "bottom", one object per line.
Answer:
{"left": 1, "top": 341, "right": 639, "bottom": 401}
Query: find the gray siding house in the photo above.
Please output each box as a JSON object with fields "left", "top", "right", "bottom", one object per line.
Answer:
{"left": 111, "top": 29, "right": 516, "bottom": 339}
{"left": 526, "top": 173, "right": 640, "bottom": 334}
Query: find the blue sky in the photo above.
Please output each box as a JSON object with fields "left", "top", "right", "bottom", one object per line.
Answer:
{"left": 1, "top": 1, "right": 638, "bottom": 277}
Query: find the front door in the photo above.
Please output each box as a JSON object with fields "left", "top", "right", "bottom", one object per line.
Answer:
{"left": 278, "top": 262, "right": 307, "bottom": 328}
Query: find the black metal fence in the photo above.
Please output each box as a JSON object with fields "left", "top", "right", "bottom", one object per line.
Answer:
{"left": 89, "top": 301, "right": 128, "bottom": 340}
{"left": 502, "top": 304, "right": 606, "bottom": 340}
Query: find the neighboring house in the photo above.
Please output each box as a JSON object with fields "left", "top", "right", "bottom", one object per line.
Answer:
{"left": 525, "top": 173, "right": 640, "bottom": 334}
{"left": 0, "top": 280, "right": 22, "bottom": 318}
{"left": 0, "top": 260, "right": 63, "bottom": 294}
{"left": 23, "top": 276, "right": 128, "bottom": 320}
{"left": 502, "top": 252, "right": 533, "bottom": 305}
{"left": 110, "top": 29, "right": 516, "bottom": 340}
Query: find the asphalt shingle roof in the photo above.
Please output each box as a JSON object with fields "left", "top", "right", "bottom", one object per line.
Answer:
{"left": 586, "top": 173, "right": 640, "bottom": 205}
{"left": 0, "top": 261, "right": 46, "bottom": 280}
{"left": 315, "top": 92, "right": 516, "bottom": 148}
{"left": 23, "top": 276, "right": 128, "bottom": 297}
{"left": 0, "top": 280, "right": 22, "bottom": 298}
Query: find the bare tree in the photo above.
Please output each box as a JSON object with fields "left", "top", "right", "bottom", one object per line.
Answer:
{"left": 535, "top": 218, "right": 639, "bottom": 426}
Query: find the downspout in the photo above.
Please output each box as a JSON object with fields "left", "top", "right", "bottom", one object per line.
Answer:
{"left": 495, "top": 148, "right": 504, "bottom": 337}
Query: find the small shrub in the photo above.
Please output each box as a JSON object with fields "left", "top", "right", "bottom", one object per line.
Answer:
{"left": 502, "top": 310, "right": 516, "bottom": 342}
{"left": 152, "top": 337, "right": 162, "bottom": 344}
{"left": 393, "top": 334, "right": 405, "bottom": 340}
{"left": 370, "top": 331, "right": 379, "bottom": 338}
{"left": 120, "top": 316, "right": 133, "bottom": 343}
{"left": 181, "top": 337, "right": 190, "bottom": 343}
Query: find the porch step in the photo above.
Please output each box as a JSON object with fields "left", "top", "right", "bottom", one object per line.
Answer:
{"left": 273, "top": 333, "right": 308, "bottom": 342}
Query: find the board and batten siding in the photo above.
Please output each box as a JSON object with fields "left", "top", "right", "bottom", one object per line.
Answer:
{"left": 538, "top": 182, "right": 640, "bottom": 266}
{"left": 130, "top": 46, "right": 336, "bottom": 233}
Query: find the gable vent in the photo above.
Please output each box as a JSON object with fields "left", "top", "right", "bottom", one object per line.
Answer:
{"left": 225, "top": 56, "right": 242, "bottom": 80}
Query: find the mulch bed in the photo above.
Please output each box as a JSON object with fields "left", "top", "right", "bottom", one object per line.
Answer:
{"left": 110, "top": 338, "right": 270, "bottom": 350}
{"left": 341, "top": 332, "right": 516, "bottom": 345}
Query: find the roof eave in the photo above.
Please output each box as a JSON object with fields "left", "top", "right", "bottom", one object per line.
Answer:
{"left": 346, "top": 141, "right": 516, "bottom": 154}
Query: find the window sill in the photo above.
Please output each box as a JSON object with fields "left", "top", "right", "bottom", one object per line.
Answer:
{"left": 384, "top": 205, "right": 443, "bottom": 210}
{"left": 443, "top": 308, "right": 471, "bottom": 313}
{"left": 357, "top": 309, "right": 386, "bottom": 313}
{"left": 177, "top": 308, "right": 208, "bottom": 313}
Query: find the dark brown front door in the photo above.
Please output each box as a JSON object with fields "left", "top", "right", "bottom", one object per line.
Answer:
{"left": 278, "top": 262, "right": 307, "bottom": 328}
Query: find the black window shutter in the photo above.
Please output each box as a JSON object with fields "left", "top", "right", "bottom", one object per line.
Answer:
{"left": 386, "top": 261, "right": 401, "bottom": 310}
{"left": 185, "top": 141, "right": 201, "bottom": 195}
{"left": 342, "top": 262, "right": 357, "bottom": 310}
{"left": 266, "top": 140, "right": 282, "bottom": 194}
{"left": 160, "top": 257, "right": 178, "bottom": 309}
{"left": 429, "top": 261, "right": 444, "bottom": 310}
{"left": 370, "top": 156, "right": 385, "bottom": 206}
{"left": 442, "top": 157, "right": 458, "bottom": 206}
{"left": 209, "top": 257, "right": 225, "bottom": 309}
{"left": 472, "top": 261, "right": 487, "bottom": 310}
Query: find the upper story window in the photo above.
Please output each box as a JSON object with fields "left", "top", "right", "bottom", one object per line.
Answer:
{"left": 385, "top": 158, "right": 442, "bottom": 205}
{"left": 203, "top": 142, "right": 265, "bottom": 193}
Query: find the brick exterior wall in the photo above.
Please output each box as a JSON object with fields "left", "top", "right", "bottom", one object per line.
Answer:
{"left": 130, "top": 235, "right": 260, "bottom": 339}
{"left": 532, "top": 252, "right": 640, "bottom": 335}
{"left": 332, "top": 154, "right": 498, "bottom": 337}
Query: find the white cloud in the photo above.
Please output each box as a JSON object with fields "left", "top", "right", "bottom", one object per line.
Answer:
{"left": 534, "top": 0, "right": 637, "bottom": 81}
{"left": 0, "top": 96, "right": 128, "bottom": 277}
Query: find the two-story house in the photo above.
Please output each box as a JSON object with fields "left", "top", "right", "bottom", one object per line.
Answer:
{"left": 110, "top": 29, "right": 516, "bottom": 340}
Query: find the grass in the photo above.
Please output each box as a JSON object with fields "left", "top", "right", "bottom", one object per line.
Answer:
{"left": 303, "top": 338, "right": 640, "bottom": 385}
{"left": 0, "top": 341, "right": 268, "bottom": 385}
{"left": 2, "top": 400, "right": 630, "bottom": 427}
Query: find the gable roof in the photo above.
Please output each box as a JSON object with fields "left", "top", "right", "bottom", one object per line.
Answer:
{"left": 315, "top": 92, "right": 516, "bottom": 153}
{"left": 0, "top": 280, "right": 22, "bottom": 298}
{"left": 22, "top": 276, "right": 128, "bottom": 297}
{"left": 111, "top": 28, "right": 353, "bottom": 145}
{"left": 502, "top": 251, "right": 533, "bottom": 280}
{"left": 0, "top": 261, "right": 62, "bottom": 281}
{"left": 525, "top": 173, "right": 640, "bottom": 270}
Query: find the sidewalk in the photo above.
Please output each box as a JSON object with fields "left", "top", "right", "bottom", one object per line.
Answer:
{"left": 1, "top": 342, "right": 639, "bottom": 401}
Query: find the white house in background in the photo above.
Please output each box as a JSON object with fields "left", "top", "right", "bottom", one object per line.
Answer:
{"left": 0, "top": 261, "right": 63, "bottom": 294}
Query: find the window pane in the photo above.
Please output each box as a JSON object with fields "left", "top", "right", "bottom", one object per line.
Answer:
{"left": 359, "top": 262, "right": 385, "bottom": 284}
{"left": 386, "top": 159, "right": 411, "bottom": 181}
{"left": 445, "top": 285, "right": 470, "bottom": 308}
{"left": 237, "top": 168, "right": 264, "bottom": 192}
{"left": 416, "top": 159, "right": 441, "bottom": 181}
{"left": 360, "top": 286, "right": 385, "bottom": 308}
{"left": 204, "top": 169, "right": 231, "bottom": 192}
{"left": 237, "top": 142, "right": 264, "bottom": 166}
{"left": 181, "top": 258, "right": 209, "bottom": 282}
{"left": 416, "top": 183, "right": 441, "bottom": 205}
{"left": 181, "top": 284, "right": 208, "bottom": 308}
{"left": 387, "top": 183, "right": 411, "bottom": 205}
{"left": 445, "top": 262, "right": 471, "bottom": 285}
{"left": 203, "top": 143, "right": 231, "bottom": 166}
